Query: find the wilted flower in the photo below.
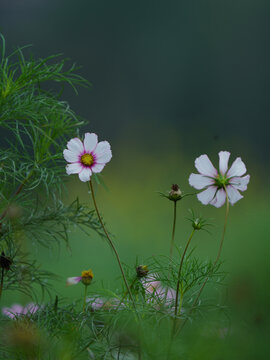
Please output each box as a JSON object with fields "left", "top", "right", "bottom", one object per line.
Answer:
{"left": 63, "top": 132, "right": 112, "bottom": 182}
{"left": 2, "top": 303, "right": 39, "bottom": 319}
{"left": 189, "top": 151, "right": 250, "bottom": 208}
{"left": 66, "top": 269, "right": 94, "bottom": 286}
{"left": 136, "top": 265, "right": 149, "bottom": 278}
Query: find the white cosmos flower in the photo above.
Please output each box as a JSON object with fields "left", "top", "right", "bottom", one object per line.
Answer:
{"left": 63, "top": 133, "right": 112, "bottom": 182}
{"left": 189, "top": 151, "right": 250, "bottom": 208}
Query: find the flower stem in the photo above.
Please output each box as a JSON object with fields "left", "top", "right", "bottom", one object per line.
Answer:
{"left": 88, "top": 179, "right": 137, "bottom": 313}
{"left": 0, "top": 268, "right": 4, "bottom": 299}
{"left": 169, "top": 201, "right": 177, "bottom": 259}
{"left": 178, "top": 188, "right": 230, "bottom": 333}
{"left": 171, "top": 228, "right": 196, "bottom": 336}
{"left": 82, "top": 285, "right": 88, "bottom": 312}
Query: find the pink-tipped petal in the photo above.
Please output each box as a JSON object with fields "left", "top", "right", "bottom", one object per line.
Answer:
{"left": 63, "top": 149, "right": 80, "bottom": 163}
{"left": 230, "top": 175, "right": 250, "bottom": 191}
{"left": 227, "top": 157, "right": 247, "bottom": 177}
{"left": 67, "top": 138, "right": 84, "bottom": 154}
{"left": 94, "top": 141, "right": 112, "bottom": 164}
{"left": 66, "top": 163, "right": 82, "bottom": 175}
{"left": 197, "top": 186, "right": 217, "bottom": 205}
{"left": 219, "top": 151, "right": 230, "bottom": 175}
{"left": 66, "top": 276, "right": 82, "bottom": 286}
{"left": 210, "top": 188, "right": 226, "bottom": 208}
{"left": 195, "top": 154, "right": 218, "bottom": 177}
{"left": 84, "top": 133, "right": 98, "bottom": 153}
{"left": 91, "top": 163, "right": 106, "bottom": 173}
{"left": 226, "top": 185, "right": 243, "bottom": 205}
{"left": 78, "top": 168, "right": 92, "bottom": 182}
{"left": 25, "top": 303, "right": 39, "bottom": 314}
{"left": 189, "top": 173, "right": 215, "bottom": 190}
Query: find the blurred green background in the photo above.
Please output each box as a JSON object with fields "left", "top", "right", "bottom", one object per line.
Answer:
{"left": 1, "top": 0, "right": 270, "bottom": 357}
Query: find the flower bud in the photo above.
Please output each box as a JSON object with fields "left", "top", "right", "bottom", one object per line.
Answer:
{"left": 192, "top": 218, "right": 202, "bottom": 230}
{"left": 169, "top": 184, "right": 182, "bottom": 201}
{"left": 136, "top": 265, "right": 149, "bottom": 278}
{"left": 81, "top": 269, "right": 94, "bottom": 286}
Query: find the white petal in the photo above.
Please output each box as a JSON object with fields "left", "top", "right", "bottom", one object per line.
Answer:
{"left": 63, "top": 149, "right": 80, "bottom": 163}
{"left": 195, "top": 154, "right": 218, "bottom": 177}
{"left": 94, "top": 141, "right": 112, "bottom": 164}
{"left": 66, "top": 163, "right": 82, "bottom": 175}
{"left": 66, "top": 277, "right": 82, "bottom": 286}
{"left": 210, "top": 188, "right": 226, "bottom": 208}
{"left": 227, "top": 157, "right": 247, "bottom": 177}
{"left": 91, "top": 163, "right": 106, "bottom": 173}
{"left": 197, "top": 186, "right": 217, "bottom": 205}
{"left": 219, "top": 151, "right": 230, "bottom": 175}
{"left": 229, "top": 175, "right": 250, "bottom": 191}
{"left": 226, "top": 185, "right": 243, "bottom": 205}
{"left": 67, "top": 138, "right": 84, "bottom": 154}
{"left": 189, "top": 173, "right": 215, "bottom": 190}
{"left": 84, "top": 133, "right": 98, "bottom": 153}
{"left": 78, "top": 167, "right": 92, "bottom": 182}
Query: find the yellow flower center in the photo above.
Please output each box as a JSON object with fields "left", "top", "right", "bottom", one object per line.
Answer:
{"left": 81, "top": 153, "right": 94, "bottom": 166}
{"left": 81, "top": 269, "right": 94, "bottom": 286}
{"left": 81, "top": 269, "right": 94, "bottom": 279}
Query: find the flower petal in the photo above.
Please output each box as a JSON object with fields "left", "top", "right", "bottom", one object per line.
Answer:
{"left": 197, "top": 186, "right": 217, "bottom": 205}
{"left": 227, "top": 157, "right": 247, "bottom": 177}
{"left": 66, "top": 163, "right": 82, "bottom": 175}
{"left": 219, "top": 151, "right": 230, "bottom": 175}
{"left": 63, "top": 149, "right": 80, "bottom": 163}
{"left": 226, "top": 185, "right": 243, "bottom": 205}
{"left": 91, "top": 163, "right": 106, "bottom": 173}
{"left": 210, "top": 188, "right": 226, "bottom": 208}
{"left": 78, "top": 168, "right": 92, "bottom": 182}
{"left": 229, "top": 175, "right": 250, "bottom": 191}
{"left": 189, "top": 173, "right": 215, "bottom": 190}
{"left": 94, "top": 141, "right": 112, "bottom": 164}
{"left": 67, "top": 138, "right": 84, "bottom": 154}
{"left": 195, "top": 155, "right": 218, "bottom": 177}
{"left": 66, "top": 277, "right": 82, "bottom": 286}
{"left": 84, "top": 133, "right": 98, "bottom": 153}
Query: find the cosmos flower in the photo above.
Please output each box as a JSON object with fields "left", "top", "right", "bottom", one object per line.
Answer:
{"left": 87, "top": 297, "right": 123, "bottom": 311}
{"left": 66, "top": 269, "right": 94, "bottom": 286}
{"left": 142, "top": 274, "right": 176, "bottom": 308}
{"left": 2, "top": 303, "right": 39, "bottom": 319}
{"left": 63, "top": 133, "right": 112, "bottom": 182}
{"left": 189, "top": 151, "right": 250, "bottom": 208}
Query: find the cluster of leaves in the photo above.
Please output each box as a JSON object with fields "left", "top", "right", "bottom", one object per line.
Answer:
{"left": 0, "top": 34, "right": 103, "bottom": 297}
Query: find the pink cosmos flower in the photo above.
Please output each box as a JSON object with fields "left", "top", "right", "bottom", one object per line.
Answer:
{"left": 63, "top": 133, "right": 112, "bottom": 182}
{"left": 66, "top": 270, "right": 94, "bottom": 286}
{"left": 143, "top": 274, "right": 176, "bottom": 308}
{"left": 189, "top": 151, "right": 250, "bottom": 208}
{"left": 2, "top": 303, "right": 39, "bottom": 319}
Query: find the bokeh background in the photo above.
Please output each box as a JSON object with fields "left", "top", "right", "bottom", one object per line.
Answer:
{"left": 1, "top": 0, "right": 270, "bottom": 357}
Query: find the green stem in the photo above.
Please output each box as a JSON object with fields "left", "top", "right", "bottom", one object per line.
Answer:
{"left": 169, "top": 201, "right": 177, "bottom": 259}
{"left": 174, "top": 228, "right": 195, "bottom": 317}
{"left": 82, "top": 285, "right": 88, "bottom": 312}
{"left": 0, "top": 268, "right": 4, "bottom": 299}
{"left": 115, "top": 277, "right": 137, "bottom": 311}
{"left": 88, "top": 179, "right": 137, "bottom": 314}
{"left": 178, "top": 188, "right": 230, "bottom": 333}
